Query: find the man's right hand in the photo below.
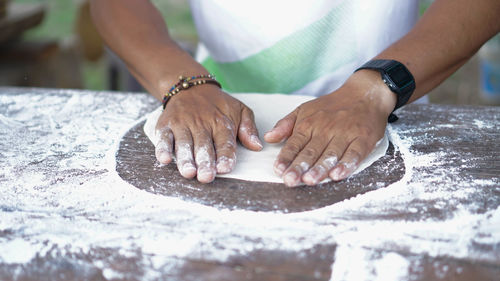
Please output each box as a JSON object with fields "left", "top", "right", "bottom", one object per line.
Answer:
{"left": 154, "top": 85, "right": 263, "bottom": 183}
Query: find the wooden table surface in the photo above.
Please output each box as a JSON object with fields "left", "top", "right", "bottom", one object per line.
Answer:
{"left": 0, "top": 87, "right": 498, "bottom": 281}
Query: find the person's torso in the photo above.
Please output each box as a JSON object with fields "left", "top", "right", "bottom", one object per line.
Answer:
{"left": 189, "top": 0, "right": 420, "bottom": 97}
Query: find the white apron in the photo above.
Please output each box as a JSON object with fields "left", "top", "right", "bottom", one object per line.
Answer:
{"left": 189, "top": 0, "right": 420, "bottom": 97}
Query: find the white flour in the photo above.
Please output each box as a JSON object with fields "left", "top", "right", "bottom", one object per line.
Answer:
{"left": 0, "top": 88, "right": 498, "bottom": 280}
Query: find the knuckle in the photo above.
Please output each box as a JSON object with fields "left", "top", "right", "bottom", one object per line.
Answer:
{"left": 192, "top": 116, "right": 209, "bottom": 129}
{"left": 347, "top": 123, "right": 373, "bottom": 138}
{"left": 240, "top": 121, "right": 256, "bottom": 134}
{"left": 217, "top": 118, "right": 237, "bottom": 134}
{"left": 284, "top": 141, "right": 302, "bottom": 154}
{"left": 323, "top": 149, "right": 338, "bottom": 157}
{"left": 243, "top": 106, "right": 255, "bottom": 119}
{"left": 344, "top": 149, "right": 362, "bottom": 163}
{"left": 155, "top": 126, "right": 172, "bottom": 139}
{"left": 358, "top": 126, "right": 373, "bottom": 137}
{"left": 167, "top": 116, "right": 182, "bottom": 126}
{"left": 176, "top": 139, "right": 193, "bottom": 150}
{"left": 193, "top": 131, "right": 211, "bottom": 142}
{"left": 218, "top": 141, "right": 236, "bottom": 151}
{"left": 289, "top": 163, "right": 307, "bottom": 175}
{"left": 215, "top": 114, "right": 230, "bottom": 123}
{"left": 322, "top": 150, "right": 339, "bottom": 163}
{"left": 326, "top": 137, "right": 346, "bottom": 152}
{"left": 277, "top": 150, "right": 296, "bottom": 164}
{"left": 313, "top": 109, "right": 330, "bottom": 119}
{"left": 301, "top": 147, "right": 318, "bottom": 158}
{"left": 295, "top": 119, "right": 314, "bottom": 132}
{"left": 156, "top": 139, "right": 172, "bottom": 152}
{"left": 277, "top": 157, "right": 293, "bottom": 166}
{"left": 291, "top": 129, "right": 310, "bottom": 142}
{"left": 333, "top": 109, "right": 350, "bottom": 121}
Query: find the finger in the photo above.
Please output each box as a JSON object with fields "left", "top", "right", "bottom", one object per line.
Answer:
{"left": 213, "top": 122, "right": 237, "bottom": 174}
{"left": 237, "top": 106, "right": 263, "bottom": 151}
{"left": 192, "top": 131, "right": 217, "bottom": 183}
{"left": 282, "top": 136, "right": 327, "bottom": 187}
{"left": 155, "top": 127, "right": 174, "bottom": 164}
{"left": 263, "top": 110, "right": 297, "bottom": 143}
{"left": 330, "top": 138, "right": 373, "bottom": 181}
{"left": 302, "top": 138, "right": 342, "bottom": 186}
{"left": 273, "top": 129, "right": 311, "bottom": 178}
{"left": 173, "top": 128, "right": 197, "bottom": 179}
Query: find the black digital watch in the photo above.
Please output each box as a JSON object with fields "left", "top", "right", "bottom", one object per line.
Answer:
{"left": 355, "top": 59, "right": 416, "bottom": 123}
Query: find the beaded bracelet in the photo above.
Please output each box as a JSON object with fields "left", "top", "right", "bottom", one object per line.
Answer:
{"left": 162, "top": 74, "right": 221, "bottom": 110}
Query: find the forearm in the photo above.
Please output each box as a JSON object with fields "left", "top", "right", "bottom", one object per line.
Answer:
{"left": 89, "top": 0, "right": 207, "bottom": 100}
{"left": 374, "top": 0, "right": 500, "bottom": 103}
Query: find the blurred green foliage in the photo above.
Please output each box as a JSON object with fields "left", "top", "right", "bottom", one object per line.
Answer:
{"left": 16, "top": 0, "right": 196, "bottom": 41}
{"left": 151, "top": 0, "right": 197, "bottom": 42}
{"left": 420, "top": 0, "right": 434, "bottom": 15}
{"left": 15, "top": 0, "right": 77, "bottom": 40}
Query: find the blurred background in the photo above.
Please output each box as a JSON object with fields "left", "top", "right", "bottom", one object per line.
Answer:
{"left": 0, "top": 0, "right": 499, "bottom": 105}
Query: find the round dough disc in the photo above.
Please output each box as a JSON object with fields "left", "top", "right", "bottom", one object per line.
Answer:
{"left": 144, "top": 94, "right": 389, "bottom": 184}
{"left": 116, "top": 94, "right": 405, "bottom": 213}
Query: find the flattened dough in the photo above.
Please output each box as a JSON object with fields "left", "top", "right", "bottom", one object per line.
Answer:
{"left": 144, "top": 93, "right": 388, "bottom": 184}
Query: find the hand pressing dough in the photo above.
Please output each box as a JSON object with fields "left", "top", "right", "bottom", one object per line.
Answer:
{"left": 144, "top": 93, "right": 388, "bottom": 184}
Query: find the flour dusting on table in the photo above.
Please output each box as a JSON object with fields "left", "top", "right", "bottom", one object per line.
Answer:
{"left": 0, "top": 88, "right": 498, "bottom": 280}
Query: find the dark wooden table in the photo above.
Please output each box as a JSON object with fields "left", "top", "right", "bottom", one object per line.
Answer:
{"left": 0, "top": 87, "right": 498, "bottom": 281}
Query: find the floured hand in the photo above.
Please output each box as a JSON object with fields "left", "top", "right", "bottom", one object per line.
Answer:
{"left": 264, "top": 70, "right": 397, "bottom": 187}
{"left": 154, "top": 85, "right": 262, "bottom": 183}
{"left": 145, "top": 94, "right": 389, "bottom": 185}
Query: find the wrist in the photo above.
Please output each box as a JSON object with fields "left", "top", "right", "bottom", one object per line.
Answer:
{"left": 139, "top": 44, "right": 210, "bottom": 99}
{"left": 157, "top": 67, "right": 211, "bottom": 98}
{"left": 346, "top": 69, "right": 397, "bottom": 116}
{"left": 161, "top": 73, "right": 222, "bottom": 109}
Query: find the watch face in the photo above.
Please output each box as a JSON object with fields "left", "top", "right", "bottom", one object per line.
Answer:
{"left": 387, "top": 64, "right": 413, "bottom": 89}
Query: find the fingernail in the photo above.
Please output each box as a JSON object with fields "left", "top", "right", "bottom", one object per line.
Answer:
{"left": 264, "top": 129, "right": 276, "bottom": 139}
{"left": 179, "top": 163, "right": 196, "bottom": 178}
{"left": 299, "top": 162, "right": 310, "bottom": 172}
{"left": 157, "top": 152, "right": 172, "bottom": 164}
{"left": 323, "top": 156, "right": 338, "bottom": 169}
{"left": 155, "top": 141, "right": 172, "bottom": 163}
{"left": 302, "top": 172, "right": 317, "bottom": 185}
{"left": 284, "top": 171, "right": 298, "bottom": 187}
{"left": 330, "top": 166, "right": 343, "bottom": 181}
{"left": 303, "top": 170, "right": 319, "bottom": 185}
{"left": 251, "top": 135, "right": 263, "bottom": 149}
{"left": 274, "top": 163, "right": 287, "bottom": 176}
{"left": 197, "top": 167, "right": 216, "bottom": 183}
{"left": 341, "top": 162, "right": 357, "bottom": 179}
{"left": 339, "top": 169, "right": 350, "bottom": 179}
{"left": 216, "top": 157, "right": 234, "bottom": 174}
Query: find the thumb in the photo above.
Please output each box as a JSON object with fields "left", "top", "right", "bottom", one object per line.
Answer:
{"left": 238, "top": 106, "right": 263, "bottom": 151}
{"left": 264, "top": 110, "right": 297, "bottom": 143}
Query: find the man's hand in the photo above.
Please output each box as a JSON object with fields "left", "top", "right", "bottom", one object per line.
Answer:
{"left": 264, "top": 70, "right": 396, "bottom": 187}
{"left": 154, "top": 85, "right": 263, "bottom": 183}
